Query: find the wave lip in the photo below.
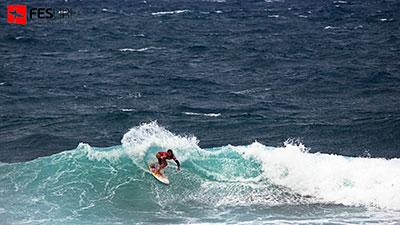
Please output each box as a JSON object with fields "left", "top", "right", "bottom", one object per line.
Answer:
{"left": 121, "top": 121, "right": 200, "bottom": 162}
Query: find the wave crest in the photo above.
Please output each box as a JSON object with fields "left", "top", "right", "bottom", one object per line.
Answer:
{"left": 121, "top": 121, "right": 200, "bottom": 162}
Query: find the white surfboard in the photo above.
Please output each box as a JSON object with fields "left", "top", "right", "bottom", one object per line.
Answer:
{"left": 148, "top": 163, "right": 170, "bottom": 185}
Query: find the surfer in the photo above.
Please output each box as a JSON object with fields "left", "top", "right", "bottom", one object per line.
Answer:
{"left": 155, "top": 149, "right": 180, "bottom": 174}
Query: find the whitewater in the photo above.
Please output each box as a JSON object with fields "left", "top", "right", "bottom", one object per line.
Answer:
{"left": 1, "top": 122, "right": 399, "bottom": 224}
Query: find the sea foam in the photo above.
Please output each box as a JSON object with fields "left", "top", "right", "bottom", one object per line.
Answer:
{"left": 232, "top": 141, "right": 400, "bottom": 209}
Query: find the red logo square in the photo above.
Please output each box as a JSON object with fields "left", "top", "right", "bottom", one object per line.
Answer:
{"left": 7, "top": 5, "right": 27, "bottom": 25}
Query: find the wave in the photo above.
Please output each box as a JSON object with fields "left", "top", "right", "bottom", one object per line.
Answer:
{"left": 0, "top": 122, "right": 399, "bottom": 223}
{"left": 232, "top": 141, "right": 400, "bottom": 209}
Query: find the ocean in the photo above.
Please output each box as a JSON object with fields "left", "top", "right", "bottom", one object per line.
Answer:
{"left": 1, "top": 0, "right": 400, "bottom": 224}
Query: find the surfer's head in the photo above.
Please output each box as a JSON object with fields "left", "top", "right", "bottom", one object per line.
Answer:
{"left": 167, "top": 149, "right": 173, "bottom": 156}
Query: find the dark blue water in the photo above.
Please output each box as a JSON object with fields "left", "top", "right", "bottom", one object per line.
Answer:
{"left": 1, "top": 0, "right": 400, "bottom": 224}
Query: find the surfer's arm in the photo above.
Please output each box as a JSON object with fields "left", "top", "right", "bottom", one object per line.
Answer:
{"left": 174, "top": 159, "right": 180, "bottom": 171}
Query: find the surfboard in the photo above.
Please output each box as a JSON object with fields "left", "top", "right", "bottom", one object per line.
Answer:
{"left": 148, "top": 163, "right": 170, "bottom": 185}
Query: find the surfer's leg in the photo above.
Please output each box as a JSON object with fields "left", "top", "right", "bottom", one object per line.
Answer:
{"left": 156, "top": 160, "right": 167, "bottom": 174}
{"left": 157, "top": 157, "right": 162, "bottom": 166}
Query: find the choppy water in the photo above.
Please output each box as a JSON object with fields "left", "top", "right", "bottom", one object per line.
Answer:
{"left": 1, "top": 0, "right": 400, "bottom": 224}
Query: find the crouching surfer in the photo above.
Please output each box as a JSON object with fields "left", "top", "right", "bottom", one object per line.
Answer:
{"left": 155, "top": 149, "right": 180, "bottom": 175}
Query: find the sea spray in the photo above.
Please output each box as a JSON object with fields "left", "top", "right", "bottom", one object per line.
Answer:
{"left": 121, "top": 121, "right": 200, "bottom": 162}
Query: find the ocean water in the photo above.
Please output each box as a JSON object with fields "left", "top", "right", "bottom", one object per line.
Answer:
{"left": 1, "top": 122, "right": 400, "bottom": 224}
{"left": 1, "top": 0, "right": 400, "bottom": 224}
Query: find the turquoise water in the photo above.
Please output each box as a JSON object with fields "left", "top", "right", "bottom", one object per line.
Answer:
{"left": 1, "top": 122, "right": 400, "bottom": 224}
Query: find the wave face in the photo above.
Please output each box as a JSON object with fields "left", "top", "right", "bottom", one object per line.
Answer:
{"left": 1, "top": 122, "right": 400, "bottom": 224}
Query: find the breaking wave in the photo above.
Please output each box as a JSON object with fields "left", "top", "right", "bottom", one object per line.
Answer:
{"left": 1, "top": 122, "right": 399, "bottom": 224}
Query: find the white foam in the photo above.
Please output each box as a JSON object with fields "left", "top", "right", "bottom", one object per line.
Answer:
{"left": 121, "top": 121, "right": 200, "bottom": 162}
{"left": 324, "top": 26, "right": 337, "bottom": 30}
{"left": 183, "top": 112, "right": 221, "bottom": 117}
{"left": 151, "top": 10, "right": 190, "bottom": 16}
{"left": 232, "top": 87, "right": 271, "bottom": 95}
{"left": 354, "top": 25, "right": 363, "bottom": 29}
{"left": 203, "top": 0, "right": 226, "bottom": 2}
{"left": 78, "top": 143, "right": 123, "bottom": 162}
{"left": 121, "top": 108, "right": 135, "bottom": 112}
{"left": 119, "top": 47, "right": 163, "bottom": 52}
{"left": 232, "top": 141, "right": 400, "bottom": 210}
{"left": 379, "top": 18, "right": 393, "bottom": 22}
{"left": 101, "top": 8, "right": 116, "bottom": 13}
